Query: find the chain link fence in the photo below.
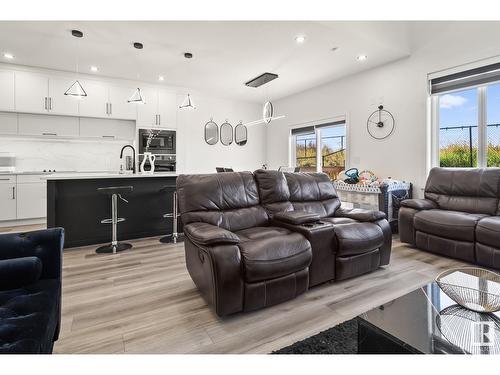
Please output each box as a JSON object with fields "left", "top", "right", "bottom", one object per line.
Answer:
{"left": 439, "top": 124, "right": 500, "bottom": 167}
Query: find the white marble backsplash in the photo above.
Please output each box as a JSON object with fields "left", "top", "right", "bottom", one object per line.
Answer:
{"left": 0, "top": 138, "right": 133, "bottom": 172}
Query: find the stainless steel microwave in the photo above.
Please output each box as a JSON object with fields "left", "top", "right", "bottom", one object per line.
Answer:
{"left": 138, "top": 129, "right": 176, "bottom": 155}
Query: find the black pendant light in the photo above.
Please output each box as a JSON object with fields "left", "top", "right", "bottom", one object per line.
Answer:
{"left": 64, "top": 30, "right": 87, "bottom": 98}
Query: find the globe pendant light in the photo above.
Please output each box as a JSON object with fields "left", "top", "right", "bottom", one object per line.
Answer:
{"left": 64, "top": 30, "right": 87, "bottom": 98}
{"left": 128, "top": 88, "right": 146, "bottom": 104}
{"left": 179, "top": 94, "right": 196, "bottom": 110}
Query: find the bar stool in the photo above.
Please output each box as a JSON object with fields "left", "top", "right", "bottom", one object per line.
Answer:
{"left": 159, "top": 185, "right": 182, "bottom": 244}
{"left": 96, "top": 185, "right": 133, "bottom": 254}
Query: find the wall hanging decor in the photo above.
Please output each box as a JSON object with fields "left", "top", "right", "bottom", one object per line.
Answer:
{"left": 220, "top": 120, "right": 233, "bottom": 146}
{"left": 204, "top": 118, "right": 219, "bottom": 145}
{"left": 367, "top": 105, "right": 395, "bottom": 140}
{"left": 234, "top": 121, "right": 248, "bottom": 146}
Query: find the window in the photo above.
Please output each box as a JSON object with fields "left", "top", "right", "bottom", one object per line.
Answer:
{"left": 431, "top": 61, "right": 500, "bottom": 168}
{"left": 438, "top": 88, "right": 478, "bottom": 167}
{"left": 291, "top": 120, "right": 346, "bottom": 179}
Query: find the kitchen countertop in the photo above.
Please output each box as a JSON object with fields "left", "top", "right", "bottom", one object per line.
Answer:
{"left": 46, "top": 172, "right": 179, "bottom": 180}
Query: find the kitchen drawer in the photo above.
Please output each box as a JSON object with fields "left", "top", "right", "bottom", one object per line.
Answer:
{"left": 17, "top": 174, "right": 49, "bottom": 184}
{"left": 0, "top": 175, "right": 16, "bottom": 184}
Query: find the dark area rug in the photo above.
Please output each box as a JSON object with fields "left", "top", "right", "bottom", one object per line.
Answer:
{"left": 272, "top": 318, "right": 359, "bottom": 354}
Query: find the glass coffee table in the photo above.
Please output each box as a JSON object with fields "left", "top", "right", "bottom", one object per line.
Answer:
{"left": 358, "top": 281, "right": 500, "bottom": 354}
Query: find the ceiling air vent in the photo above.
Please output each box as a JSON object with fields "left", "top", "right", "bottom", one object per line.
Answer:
{"left": 245, "top": 72, "right": 278, "bottom": 88}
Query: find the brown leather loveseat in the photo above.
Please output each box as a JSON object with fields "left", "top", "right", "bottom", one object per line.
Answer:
{"left": 177, "top": 170, "right": 392, "bottom": 317}
{"left": 399, "top": 167, "right": 500, "bottom": 269}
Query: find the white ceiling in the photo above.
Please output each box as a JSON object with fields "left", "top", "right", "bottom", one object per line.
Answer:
{"left": 0, "top": 21, "right": 415, "bottom": 102}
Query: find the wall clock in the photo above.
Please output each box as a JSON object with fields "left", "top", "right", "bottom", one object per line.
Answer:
{"left": 366, "top": 105, "right": 395, "bottom": 140}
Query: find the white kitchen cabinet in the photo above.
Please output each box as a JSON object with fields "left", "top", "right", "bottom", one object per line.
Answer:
{"left": 78, "top": 80, "right": 110, "bottom": 118}
{"left": 0, "top": 112, "right": 18, "bottom": 135}
{"left": 15, "top": 72, "right": 79, "bottom": 116}
{"left": 79, "top": 117, "right": 135, "bottom": 140}
{"left": 0, "top": 176, "right": 17, "bottom": 221}
{"left": 18, "top": 113, "right": 79, "bottom": 137}
{"left": 108, "top": 85, "right": 137, "bottom": 120}
{"left": 47, "top": 76, "right": 80, "bottom": 116}
{"left": 15, "top": 71, "right": 49, "bottom": 114}
{"left": 137, "top": 88, "right": 177, "bottom": 128}
{"left": 16, "top": 175, "right": 47, "bottom": 219}
{"left": 136, "top": 87, "right": 158, "bottom": 127}
{"left": 157, "top": 90, "right": 177, "bottom": 128}
{"left": 0, "top": 70, "right": 15, "bottom": 112}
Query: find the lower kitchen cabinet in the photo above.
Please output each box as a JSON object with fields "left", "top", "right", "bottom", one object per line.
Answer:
{"left": 0, "top": 176, "right": 17, "bottom": 221}
{"left": 16, "top": 175, "right": 47, "bottom": 219}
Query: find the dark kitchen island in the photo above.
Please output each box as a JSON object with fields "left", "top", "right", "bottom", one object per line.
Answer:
{"left": 47, "top": 172, "right": 178, "bottom": 248}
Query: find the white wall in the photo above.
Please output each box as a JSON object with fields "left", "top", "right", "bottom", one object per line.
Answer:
{"left": 267, "top": 22, "right": 500, "bottom": 196}
{"left": 176, "top": 95, "right": 264, "bottom": 174}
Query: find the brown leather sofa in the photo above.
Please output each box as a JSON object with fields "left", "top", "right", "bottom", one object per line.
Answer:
{"left": 177, "top": 171, "right": 392, "bottom": 317}
{"left": 399, "top": 167, "right": 500, "bottom": 269}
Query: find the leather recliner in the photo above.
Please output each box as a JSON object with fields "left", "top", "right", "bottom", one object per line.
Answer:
{"left": 177, "top": 171, "right": 392, "bottom": 317}
{"left": 253, "top": 170, "right": 392, "bottom": 284}
{"left": 177, "top": 172, "right": 312, "bottom": 317}
{"left": 399, "top": 167, "right": 500, "bottom": 269}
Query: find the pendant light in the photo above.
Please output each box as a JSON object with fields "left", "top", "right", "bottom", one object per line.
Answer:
{"left": 64, "top": 30, "right": 87, "bottom": 98}
{"left": 128, "top": 42, "right": 146, "bottom": 105}
{"left": 179, "top": 93, "right": 196, "bottom": 110}
{"left": 128, "top": 88, "right": 146, "bottom": 104}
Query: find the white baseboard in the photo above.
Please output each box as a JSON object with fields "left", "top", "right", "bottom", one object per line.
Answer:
{"left": 0, "top": 218, "right": 46, "bottom": 228}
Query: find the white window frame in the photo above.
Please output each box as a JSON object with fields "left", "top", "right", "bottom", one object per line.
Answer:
{"left": 430, "top": 84, "right": 491, "bottom": 169}
{"left": 289, "top": 115, "right": 349, "bottom": 173}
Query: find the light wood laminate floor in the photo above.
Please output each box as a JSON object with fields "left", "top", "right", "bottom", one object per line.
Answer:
{"left": 0, "top": 225, "right": 468, "bottom": 354}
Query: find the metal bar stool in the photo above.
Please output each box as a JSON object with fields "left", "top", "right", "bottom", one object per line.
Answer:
{"left": 96, "top": 185, "right": 133, "bottom": 254}
{"left": 159, "top": 185, "right": 182, "bottom": 244}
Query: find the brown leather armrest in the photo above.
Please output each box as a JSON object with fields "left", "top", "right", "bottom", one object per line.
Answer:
{"left": 274, "top": 211, "right": 320, "bottom": 225}
{"left": 334, "top": 207, "right": 386, "bottom": 222}
{"left": 400, "top": 199, "right": 437, "bottom": 210}
{"left": 184, "top": 222, "right": 240, "bottom": 245}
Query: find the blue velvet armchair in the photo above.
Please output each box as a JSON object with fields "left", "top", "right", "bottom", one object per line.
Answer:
{"left": 0, "top": 228, "right": 64, "bottom": 354}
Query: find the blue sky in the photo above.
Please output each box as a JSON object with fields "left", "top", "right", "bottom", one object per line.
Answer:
{"left": 439, "top": 84, "right": 500, "bottom": 147}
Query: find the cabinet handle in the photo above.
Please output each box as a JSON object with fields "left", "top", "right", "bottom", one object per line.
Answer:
{"left": 158, "top": 114, "right": 160, "bottom": 126}
{"left": 49, "top": 97, "right": 53, "bottom": 110}
{"left": 106, "top": 103, "right": 109, "bottom": 115}
{"left": 102, "top": 135, "right": 115, "bottom": 139}
{"left": 42, "top": 132, "right": 57, "bottom": 136}
{"left": 44, "top": 97, "right": 48, "bottom": 111}
{"left": 109, "top": 103, "right": 112, "bottom": 115}
{"left": 0, "top": 178, "right": 11, "bottom": 181}
{"left": 12, "top": 186, "right": 15, "bottom": 200}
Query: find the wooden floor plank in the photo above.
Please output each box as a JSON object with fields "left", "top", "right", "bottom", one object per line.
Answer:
{"left": 0, "top": 224, "right": 469, "bottom": 354}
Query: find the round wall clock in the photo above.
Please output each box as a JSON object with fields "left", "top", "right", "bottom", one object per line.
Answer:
{"left": 366, "top": 105, "right": 395, "bottom": 140}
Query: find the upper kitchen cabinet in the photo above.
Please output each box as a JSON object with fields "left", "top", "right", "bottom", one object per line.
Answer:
{"left": 0, "top": 70, "right": 15, "bottom": 112}
{"left": 157, "top": 90, "right": 177, "bottom": 128}
{"left": 15, "top": 72, "right": 49, "bottom": 114}
{"left": 78, "top": 82, "right": 137, "bottom": 120}
{"left": 46, "top": 76, "right": 80, "bottom": 116}
{"left": 77, "top": 80, "right": 109, "bottom": 118}
{"left": 15, "top": 72, "right": 78, "bottom": 116}
{"left": 18, "top": 113, "right": 79, "bottom": 137}
{"left": 137, "top": 88, "right": 177, "bottom": 129}
{"left": 108, "top": 85, "right": 137, "bottom": 120}
{"left": 136, "top": 87, "right": 158, "bottom": 127}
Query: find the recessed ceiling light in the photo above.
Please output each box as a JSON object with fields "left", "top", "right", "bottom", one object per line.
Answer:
{"left": 184, "top": 52, "right": 193, "bottom": 59}
{"left": 90, "top": 66, "right": 98, "bottom": 72}
{"left": 158, "top": 75, "right": 165, "bottom": 81}
{"left": 295, "top": 35, "right": 306, "bottom": 44}
{"left": 331, "top": 47, "right": 339, "bottom": 52}
{"left": 357, "top": 54, "right": 367, "bottom": 61}
{"left": 3, "top": 53, "right": 14, "bottom": 59}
